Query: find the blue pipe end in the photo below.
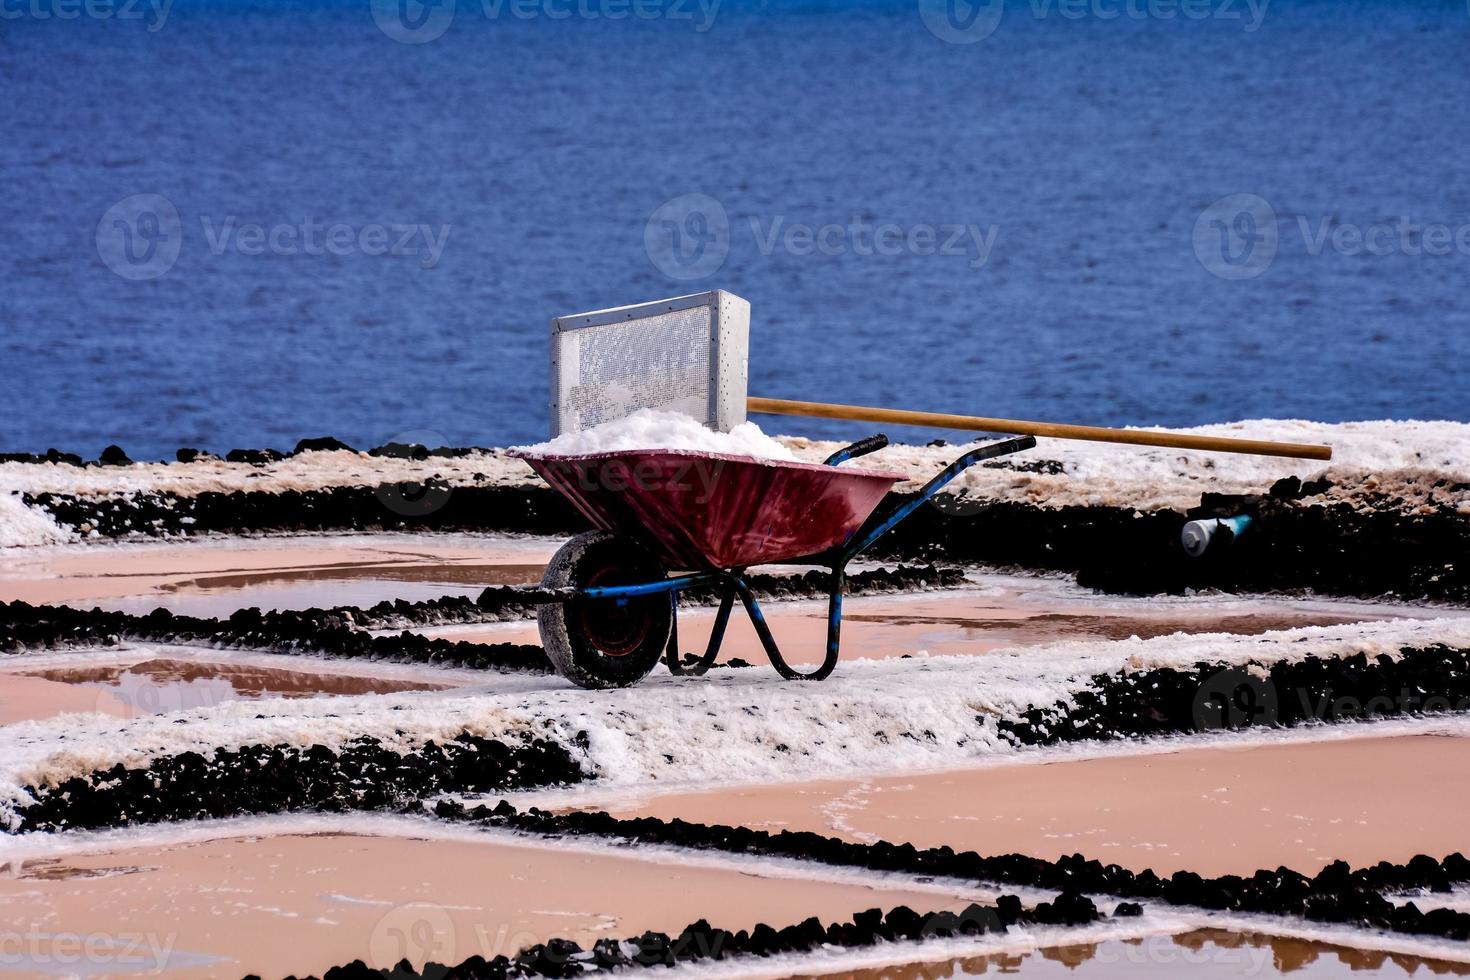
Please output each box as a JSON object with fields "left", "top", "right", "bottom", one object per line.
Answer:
{"left": 1181, "top": 514, "right": 1253, "bottom": 558}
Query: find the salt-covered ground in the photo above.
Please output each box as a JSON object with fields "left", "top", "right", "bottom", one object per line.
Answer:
{"left": 9, "top": 616, "right": 1470, "bottom": 832}
{"left": 4, "top": 418, "right": 1469, "bottom": 546}
{"left": 3, "top": 431, "right": 1470, "bottom": 976}
{"left": 431, "top": 577, "right": 1427, "bottom": 666}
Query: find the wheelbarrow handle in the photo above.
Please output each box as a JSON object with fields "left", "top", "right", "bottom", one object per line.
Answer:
{"left": 822, "top": 433, "right": 890, "bottom": 467}
{"left": 840, "top": 435, "right": 1037, "bottom": 560}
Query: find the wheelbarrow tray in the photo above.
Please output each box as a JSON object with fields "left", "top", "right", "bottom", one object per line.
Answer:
{"left": 511, "top": 449, "right": 906, "bottom": 570}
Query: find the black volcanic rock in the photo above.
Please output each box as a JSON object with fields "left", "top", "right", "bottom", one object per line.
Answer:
{"left": 98, "top": 444, "right": 132, "bottom": 466}
{"left": 293, "top": 436, "right": 357, "bottom": 455}
{"left": 225, "top": 448, "right": 285, "bottom": 465}
{"left": 995, "top": 644, "right": 1470, "bottom": 748}
{"left": 369, "top": 441, "right": 429, "bottom": 460}
{"left": 13, "top": 472, "right": 1469, "bottom": 604}
{"left": 0, "top": 598, "right": 552, "bottom": 673}
{"left": 15, "top": 734, "right": 582, "bottom": 833}
{"left": 431, "top": 800, "right": 1470, "bottom": 945}
{"left": 0, "top": 449, "right": 84, "bottom": 466}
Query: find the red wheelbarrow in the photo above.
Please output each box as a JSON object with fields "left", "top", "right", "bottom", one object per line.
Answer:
{"left": 508, "top": 433, "right": 1035, "bottom": 689}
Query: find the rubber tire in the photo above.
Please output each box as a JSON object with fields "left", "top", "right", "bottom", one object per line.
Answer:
{"left": 537, "top": 531, "right": 672, "bottom": 690}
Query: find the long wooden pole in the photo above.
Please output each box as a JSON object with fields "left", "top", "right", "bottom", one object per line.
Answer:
{"left": 747, "top": 397, "right": 1333, "bottom": 461}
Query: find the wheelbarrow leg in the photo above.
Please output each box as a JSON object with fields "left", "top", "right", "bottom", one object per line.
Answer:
{"left": 737, "top": 571, "right": 843, "bottom": 681}
{"left": 665, "top": 587, "right": 737, "bottom": 677}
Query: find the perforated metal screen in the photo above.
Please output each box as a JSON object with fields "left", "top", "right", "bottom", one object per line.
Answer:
{"left": 549, "top": 290, "right": 749, "bottom": 436}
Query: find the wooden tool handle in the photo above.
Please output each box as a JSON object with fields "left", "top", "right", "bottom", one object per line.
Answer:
{"left": 747, "top": 397, "right": 1333, "bottom": 461}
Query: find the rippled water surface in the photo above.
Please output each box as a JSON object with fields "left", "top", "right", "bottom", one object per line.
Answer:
{"left": 2, "top": 0, "right": 1466, "bottom": 458}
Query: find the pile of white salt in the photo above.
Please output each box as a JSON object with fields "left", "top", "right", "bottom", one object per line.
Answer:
{"left": 513, "top": 409, "right": 797, "bottom": 462}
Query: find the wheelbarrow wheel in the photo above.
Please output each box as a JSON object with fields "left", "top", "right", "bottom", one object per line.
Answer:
{"left": 538, "top": 531, "right": 671, "bottom": 690}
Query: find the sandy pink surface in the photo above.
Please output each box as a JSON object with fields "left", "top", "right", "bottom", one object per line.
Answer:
{"left": 434, "top": 590, "right": 1378, "bottom": 664}
{"left": 0, "top": 536, "right": 555, "bottom": 608}
{"left": 0, "top": 673, "right": 134, "bottom": 725}
{"left": 0, "top": 657, "right": 458, "bottom": 724}
{"left": 0, "top": 831, "right": 974, "bottom": 979}
{"left": 588, "top": 734, "right": 1470, "bottom": 877}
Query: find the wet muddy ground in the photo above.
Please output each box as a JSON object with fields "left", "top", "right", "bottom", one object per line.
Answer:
{"left": 3, "top": 533, "right": 1469, "bottom": 977}
{"left": 789, "top": 929, "right": 1470, "bottom": 978}
{"left": 577, "top": 733, "right": 1470, "bottom": 877}
{"left": 428, "top": 584, "right": 1424, "bottom": 666}
{"left": 0, "top": 652, "right": 463, "bottom": 724}
{"left": 0, "top": 533, "right": 557, "bottom": 615}
{"left": 0, "top": 826, "right": 979, "bottom": 979}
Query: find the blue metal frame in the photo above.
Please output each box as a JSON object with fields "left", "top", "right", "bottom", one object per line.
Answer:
{"left": 580, "top": 572, "right": 722, "bottom": 601}
{"left": 552, "top": 434, "right": 1038, "bottom": 681}
{"left": 838, "top": 437, "right": 1036, "bottom": 561}
{"left": 821, "top": 434, "right": 889, "bottom": 468}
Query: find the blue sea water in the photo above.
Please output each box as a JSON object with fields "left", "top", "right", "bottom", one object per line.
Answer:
{"left": 1, "top": 0, "right": 1467, "bottom": 459}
